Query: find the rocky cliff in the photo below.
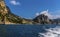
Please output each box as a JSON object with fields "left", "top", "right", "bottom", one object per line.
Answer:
{"left": 0, "top": 0, "right": 60, "bottom": 24}
{"left": 0, "top": 0, "right": 8, "bottom": 24}
{"left": 33, "top": 14, "right": 50, "bottom": 24}
{"left": 33, "top": 14, "right": 60, "bottom": 24}
{"left": 0, "top": 0, "right": 33, "bottom": 24}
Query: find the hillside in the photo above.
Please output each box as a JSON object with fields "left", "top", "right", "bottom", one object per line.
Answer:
{"left": 0, "top": 0, "right": 60, "bottom": 24}
{"left": 33, "top": 14, "right": 50, "bottom": 24}
{"left": 0, "top": 0, "right": 33, "bottom": 24}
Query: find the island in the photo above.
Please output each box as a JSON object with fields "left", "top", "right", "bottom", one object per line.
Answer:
{"left": 0, "top": 0, "right": 60, "bottom": 24}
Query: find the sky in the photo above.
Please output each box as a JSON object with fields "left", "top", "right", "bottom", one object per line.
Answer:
{"left": 5, "top": 0, "right": 60, "bottom": 19}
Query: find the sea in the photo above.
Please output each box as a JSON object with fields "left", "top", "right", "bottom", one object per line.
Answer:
{"left": 0, "top": 24, "right": 60, "bottom": 37}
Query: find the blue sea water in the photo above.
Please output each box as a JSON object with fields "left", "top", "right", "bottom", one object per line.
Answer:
{"left": 0, "top": 24, "right": 60, "bottom": 37}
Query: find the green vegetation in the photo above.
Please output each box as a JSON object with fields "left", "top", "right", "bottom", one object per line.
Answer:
{"left": 6, "top": 13, "right": 23, "bottom": 24}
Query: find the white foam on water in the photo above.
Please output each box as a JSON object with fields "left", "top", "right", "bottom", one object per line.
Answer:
{"left": 38, "top": 26, "right": 60, "bottom": 37}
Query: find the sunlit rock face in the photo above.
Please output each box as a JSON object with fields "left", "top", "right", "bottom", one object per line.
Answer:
{"left": 0, "top": 0, "right": 22, "bottom": 24}
{"left": 38, "top": 26, "right": 60, "bottom": 37}
{"left": 0, "top": 0, "right": 32, "bottom": 24}
{"left": 0, "top": 0, "right": 8, "bottom": 24}
{"left": 0, "top": 0, "right": 8, "bottom": 15}
{"left": 0, "top": 0, "right": 18, "bottom": 24}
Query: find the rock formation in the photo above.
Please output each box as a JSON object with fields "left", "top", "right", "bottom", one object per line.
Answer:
{"left": 33, "top": 14, "right": 50, "bottom": 24}
{"left": 0, "top": 0, "right": 33, "bottom": 24}
{"left": 0, "top": 0, "right": 8, "bottom": 24}
{"left": 0, "top": 0, "right": 60, "bottom": 24}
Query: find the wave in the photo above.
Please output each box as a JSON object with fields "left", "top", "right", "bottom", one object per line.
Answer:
{"left": 38, "top": 26, "right": 60, "bottom": 37}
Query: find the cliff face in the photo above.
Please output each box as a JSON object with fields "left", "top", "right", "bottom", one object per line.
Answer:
{"left": 1, "top": 0, "right": 60, "bottom": 24}
{"left": 0, "top": 0, "right": 8, "bottom": 15}
{"left": 0, "top": 0, "right": 8, "bottom": 24}
{"left": 0, "top": 0, "right": 33, "bottom": 24}
{"left": 33, "top": 14, "right": 50, "bottom": 24}
{"left": 33, "top": 14, "right": 60, "bottom": 24}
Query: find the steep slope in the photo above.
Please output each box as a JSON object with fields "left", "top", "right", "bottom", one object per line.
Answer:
{"left": 33, "top": 14, "right": 50, "bottom": 24}
{"left": 5, "top": 6, "right": 23, "bottom": 24}
{"left": 0, "top": 0, "right": 33, "bottom": 24}
{"left": 0, "top": 0, "right": 8, "bottom": 24}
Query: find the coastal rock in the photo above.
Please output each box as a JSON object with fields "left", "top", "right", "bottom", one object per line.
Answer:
{"left": 0, "top": 0, "right": 33, "bottom": 24}
{"left": 33, "top": 14, "right": 50, "bottom": 24}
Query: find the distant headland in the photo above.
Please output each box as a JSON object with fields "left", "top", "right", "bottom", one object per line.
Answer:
{"left": 0, "top": 0, "right": 60, "bottom": 24}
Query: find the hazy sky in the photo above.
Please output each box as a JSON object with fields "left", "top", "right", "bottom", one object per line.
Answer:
{"left": 5, "top": 0, "right": 60, "bottom": 19}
